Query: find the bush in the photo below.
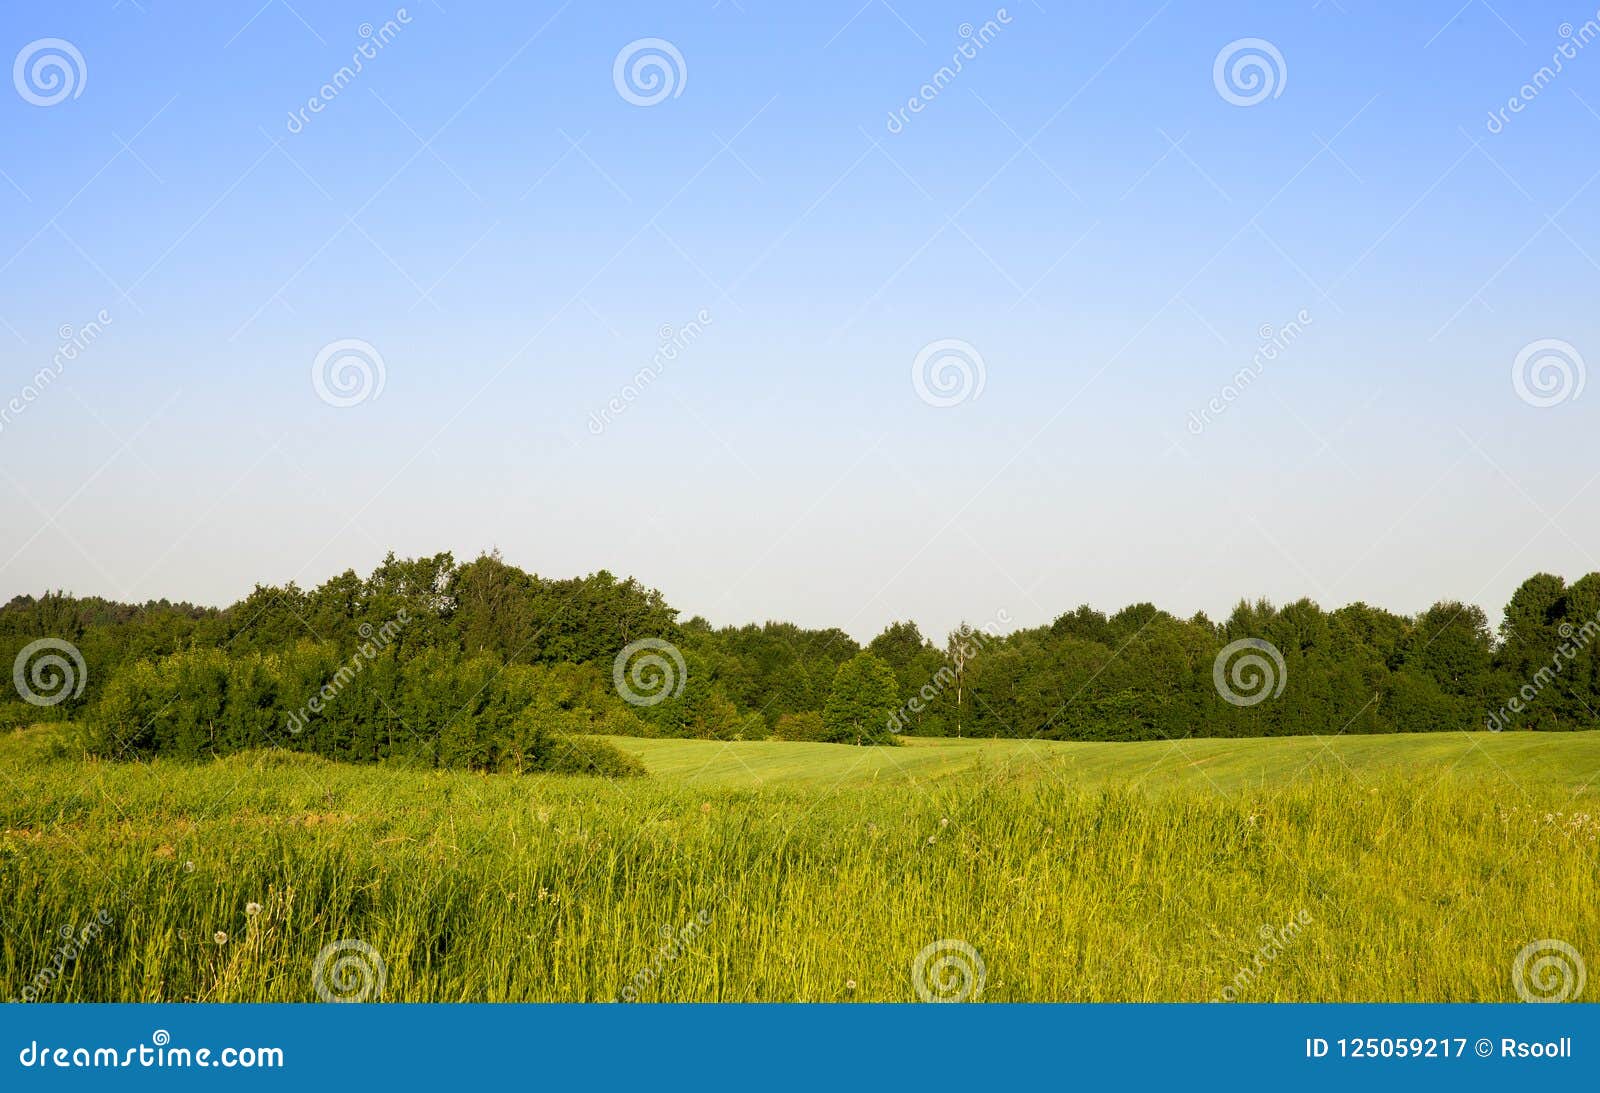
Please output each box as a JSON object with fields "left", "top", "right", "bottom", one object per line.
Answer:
{"left": 772, "top": 711, "right": 831, "bottom": 742}
{"left": 83, "top": 647, "right": 653, "bottom": 777}
{"left": 0, "top": 702, "right": 45, "bottom": 733}
{"left": 538, "top": 734, "right": 646, "bottom": 778}
{"left": 733, "top": 712, "right": 768, "bottom": 740}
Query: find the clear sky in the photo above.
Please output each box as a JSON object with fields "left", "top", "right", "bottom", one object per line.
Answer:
{"left": 2, "top": 0, "right": 1597, "bottom": 642}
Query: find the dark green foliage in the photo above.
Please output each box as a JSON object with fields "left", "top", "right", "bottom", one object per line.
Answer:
{"left": 771, "top": 711, "right": 831, "bottom": 742}
{"left": 83, "top": 644, "right": 647, "bottom": 776}
{"left": 821, "top": 652, "right": 901, "bottom": 746}
{"left": 9, "top": 552, "right": 1600, "bottom": 758}
{"left": 537, "top": 734, "right": 646, "bottom": 777}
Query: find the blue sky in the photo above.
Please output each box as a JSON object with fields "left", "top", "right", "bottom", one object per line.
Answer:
{"left": 2, "top": 0, "right": 1598, "bottom": 641}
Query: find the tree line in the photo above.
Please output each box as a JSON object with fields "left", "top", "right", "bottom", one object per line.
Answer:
{"left": 3, "top": 552, "right": 1597, "bottom": 773}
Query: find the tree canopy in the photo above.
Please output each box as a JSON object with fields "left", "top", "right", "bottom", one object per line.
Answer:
{"left": 4, "top": 556, "right": 1596, "bottom": 770}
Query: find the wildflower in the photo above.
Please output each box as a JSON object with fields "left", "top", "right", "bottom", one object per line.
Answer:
{"left": 538, "top": 887, "right": 550, "bottom": 903}
{"left": 939, "top": 818, "right": 949, "bottom": 827}
{"left": 245, "top": 902, "right": 262, "bottom": 917}
{"left": 700, "top": 802, "right": 712, "bottom": 815}
{"left": 214, "top": 931, "right": 228, "bottom": 945}
{"left": 926, "top": 835, "right": 936, "bottom": 845}
{"left": 846, "top": 979, "right": 857, "bottom": 992}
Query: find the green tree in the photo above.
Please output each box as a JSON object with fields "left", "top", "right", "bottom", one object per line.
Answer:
{"left": 821, "top": 652, "right": 901, "bottom": 746}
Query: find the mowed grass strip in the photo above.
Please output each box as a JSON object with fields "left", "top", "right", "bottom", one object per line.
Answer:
{"left": 610, "top": 730, "right": 1600, "bottom": 794}
{"left": 1, "top": 728, "right": 1595, "bottom": 1002}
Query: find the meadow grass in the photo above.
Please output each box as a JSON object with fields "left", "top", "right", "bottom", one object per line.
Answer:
{"left": 1, "top": 727, "right": 1595, "bottom": 1002}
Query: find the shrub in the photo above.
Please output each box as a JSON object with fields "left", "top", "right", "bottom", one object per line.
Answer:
{"left": 539, "top": 734, "right": 646, "bottom": 778}
{"left": 772, "top": 711, "right": 831, "bottom": 742}
{"left": 83, "top": 647, "right": 652, "bottom": 777}
{"left": 733, "top": 712, "right": 768, "bottom": 740}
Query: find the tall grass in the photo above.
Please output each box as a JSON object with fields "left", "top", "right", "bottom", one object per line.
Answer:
{"left": 1, "top": 728, "right": 1595, "bottom": 1002}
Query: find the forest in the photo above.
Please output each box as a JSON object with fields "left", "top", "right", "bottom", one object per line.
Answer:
{"left": 3, "top": 551, "right": 1597, "bottom": 773}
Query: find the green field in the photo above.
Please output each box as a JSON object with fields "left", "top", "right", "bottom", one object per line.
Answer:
{"left": 608, "top": 730, "right": 1600, "bottom": 793}
{"left": 2, "top": 727, "right": 1596, "bottom": 1003}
